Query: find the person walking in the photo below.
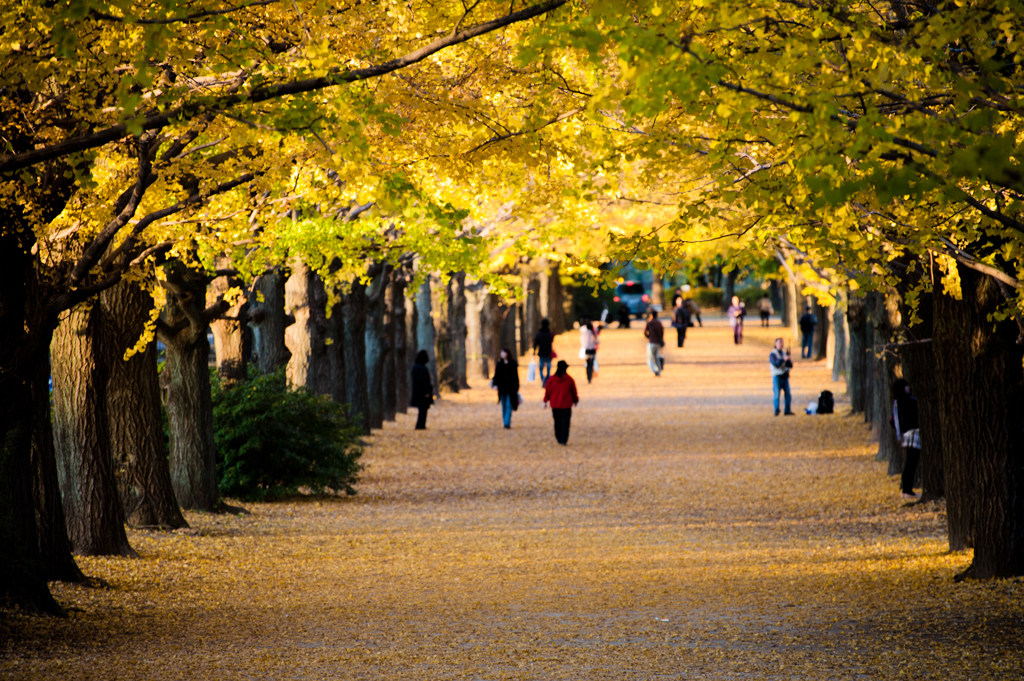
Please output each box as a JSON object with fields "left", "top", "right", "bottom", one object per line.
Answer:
{"left": 543, "top": 360, "right": 579, "bottom": 445}
{"left": 757, "top": 293, "right": 774, "bottom": 327}
{"left": 579, "top": 318, "right": 599, "bottom": 383}
{"left": 492, "top": 347, "right": 520, "bottom": 429}
{"left": 727, "top": 295, "right": 746, "bottom": 344}
{"left": 532, "top": 318, "right": 555, "bottom": 387}
{"left": 769, "top": 338, "right": 794, "bottom": 416}
{"left": 410, "top": 349, "right": 434, "bottom": 429}
{"left": 891, "top": 379, "right": 921, "bottom": 500}
{"left": 799, "top": 305, "right": 818, "bottom": 358}
{"left": 672, "top": 298, "right": 691, "bottom": 348}
{"left": 644, "top": 310, "right": 665, "bottom": 376}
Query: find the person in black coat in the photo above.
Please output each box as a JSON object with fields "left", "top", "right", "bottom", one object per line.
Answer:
{"left": 410, "top": 349, "right": 434, "bottom": 430}
{"left": 491, "top": 347, "right": 520, "bottom": 429}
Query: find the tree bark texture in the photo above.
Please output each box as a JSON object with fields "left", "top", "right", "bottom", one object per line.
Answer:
{"left": 464, "top": 281, "right": 485, "bottom": 380}
{"left": 249, "top": 270, "right": 291, "bottom": 375}
{"left": 847, "top": 293, "right": 867, "bottom": 413}
{"left": 207, "top": 260, "right": 249, "bottom": 388}
{"left": 30, "top": 357, "right": 85, "bottom": 582}
{"left": 327, "top": 297, "right": 346, "bottom": 405}
{"left": 364, "top": 265, "right": 391, "bottom": 430}
{"left": 480, "top": 292, "right": 503, "bottom": 380}
{"left": 383, "top": 279, "right": 398, "bottom": 421}
{"left": 99, "top": 278, "right": 187, "bottom": 529}
{"left": 521, "top": 275, "right": 540, "bottom": 357}
{"left": 415, "top": 279, "right": 439, "bottom": 397}
{"left": 812, "top": 298, "right": 830, "bottom": 362}
{"left": 51, "top": 303, "right": 136, "bottom": 557}
{"left": 160, "top": 263, "right": 220, "bottom": 512}
{"left": 831, "top": 290, "right": 849, "bottom": 383}
{"left": 500, "top": 303, "right": 519, "bottom": 364}
{"left": 539, "top": 260, "right": 567, "bottom": 335}
{"left": 392, "top": 276, "right": 409, "bottom": 414}
{"left": 433, "top": 276, "right": 457, "bottom": 393}
{"left": 936, "top": 268, "right": 1024, "bottom": 575}
{"left": 284, "top": 260, "right": 332, "bottom": 396}
{"left": 450, "top": 272, "right": 469, "bottom": 390}
{"left": 343, "top": 280, "right": 370, "bottom": 433}
{"left": 900, "top": 340, "right": 944, "bottom": 501}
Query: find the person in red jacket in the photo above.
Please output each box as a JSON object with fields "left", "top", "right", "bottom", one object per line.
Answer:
{"left": 543, "top": 360, "right": 579, "bottom": 445}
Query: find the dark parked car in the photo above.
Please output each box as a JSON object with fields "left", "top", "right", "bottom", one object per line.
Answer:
{"left": 613, "top": 281, "right": 650, "bottom": 318}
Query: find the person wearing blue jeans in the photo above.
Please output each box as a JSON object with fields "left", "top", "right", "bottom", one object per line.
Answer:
{"left": 492, "top": 347, "right": 520, "bottom": 429}
{"left": 769, "top": 338, "right": 794, "bottom": 415}
{"left": 533, "top": 318, "right": 555, "bottom": 387}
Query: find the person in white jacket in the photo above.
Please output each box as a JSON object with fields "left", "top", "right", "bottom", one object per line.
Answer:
{"left": 579, "top": 318, "right": 599, "bottom": 383}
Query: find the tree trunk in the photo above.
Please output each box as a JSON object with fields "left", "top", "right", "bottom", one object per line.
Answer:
{"left": 383, "top": 278, "right": 398, "bottom": 421}
{"left": 284, "top": 260, "right": 332, "bottom": 395}
{"left": 392, "top": 276, "right": 409, "bottom": 414}
{"left": 365, "top": 265, "right": 390, "bottom": 430}
{"left": 935, "top": 267, "right": 1024, "bottom": 575}
{"left": 450, "top": 272, "right": 469, "bottom": 390}
{"left": 99, "top": 278, "right": 187, "bottom": 529}
{"left": 863, "top": 293, "right": 878, "bottom": 428}
{"left": 652, "top": 273, "right": 665, "bottom": 312}
{"left": 0, "top": 227, "right": 66, "bottom": 614}
{"left": 465, "top": 281, "right": 485, "bottom": 380}
{"left": 522, "top": 274, "right": 540, "bottom": 357}
{"left": 327, "top": 296, "right": 346, "bottom": 405}
{"left": 160, "top": 263, "right": 219, "bottom": 512}
{"left": 51, "top": 303, "right": 136, "bottom": 557}
{"left": 782, "top": 275, "right": 797, "bottom": 328}
{"left": 831, "top": 290, "right": 849, "bottom": 383}
{"left": 480, "top": 291, "right": 502, "bottom": 380}
{"left": 249, "top": 269, "right": 291, "bottom": 375}
{"left": 30, "top": 357, "right": 86, "bottom": 582}
{"left": 208, "top": 260, "right": 249, "bottom": 389}
{"left": 812, "top": 298, "right": 829, "bottom": 361}
{"left": 434, "top": 275, "right": 457, "bottom": 393}
{"left": 847, "top": 293, "right": 867, "bottom": 413}
{"left": 344, "top": 280, "right": 370, "bottom": 433}
{"left": 500, "top": 303, "right": 519, "bottom": 364}
{"left": 415, "top": 279, "right": 439, "bottom": 397}
{"left": 901, "top": 339, "right": 944, "bottom": 501}
{"left": 539, "top": 260, "right": 567, "bottom": 335}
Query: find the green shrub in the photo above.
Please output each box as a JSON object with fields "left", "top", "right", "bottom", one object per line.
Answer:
{"left": 738, "top": 286, "right": 770, "bottom": 310}
{"left": 211, "top": 369, "right": 363, "bottom": 501}
{"left": 692, "top": 287, "right": 723, "bottom": 309}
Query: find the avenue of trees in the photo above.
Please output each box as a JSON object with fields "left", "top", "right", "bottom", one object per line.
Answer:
{"left": 2, "top": 0, "right": 1022, "bottom": 615}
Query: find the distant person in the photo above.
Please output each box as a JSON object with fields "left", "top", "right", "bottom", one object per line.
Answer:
{"left": 727, "top": 295, "right": 746, "bottom": 344}
{"left": 757, "top": 293, "right": 774, "bottom": 327}
{"left": 799, "top": 305, "right": 818, "bottom": 358}
{"left": 672, "top": 297, "right": 691, "bottom": 348}
{"left": 686, "top": 297, "right": 702, "bottom": 327}
{"left": 410, "top": 349, "right": 434, "bottom": 430}
{"left": 617, "top": 304, "right": 631, "bottom": 328}
{"left": 543, "top": 360, "right": 579, "bottom": 445}
{"left": 579, "top": 318, "right": 599, "bottom": 383}
{"left": 769, "top": 338, "right": 794, "bottom": 416}
{"left": 644, "top": 310, "right": 665, "bottom": 376}
{"left": 891, "top": 379, "right": 921, "bottom": 500}
{"left": 492, "top": 347, "right": 520, "bottom": 429}
{"left": 532, "top": 318, "right": 555, "bottom": 387}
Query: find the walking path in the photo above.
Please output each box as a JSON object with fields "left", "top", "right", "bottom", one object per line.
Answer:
{"left": 4, "top": 319, "right": 1022, "bottom": 680}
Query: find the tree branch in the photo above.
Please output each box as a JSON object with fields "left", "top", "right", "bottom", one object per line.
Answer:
{"left": 0, "top": 0, "right": 568, "bottom": 173}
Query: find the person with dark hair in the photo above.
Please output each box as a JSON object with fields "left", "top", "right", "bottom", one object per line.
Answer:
{"left": 543, "top": 360, "right": 578, "bottom": 445}
{"left": 799, "top": 305, "right": 818, "bottom": 358}
{"left": 727, "top": 295, "right": 746, "bottom": 344}
{"left": 757, "top": 292, "right": 774, "bottom": 327}
{"left": 891, "top": 379, "right": 921, "bottom": 500}
{"left": 769, "top": 338, "right": 794, "bottom": 416}
{"left": 410, "top": 349, "right": 434, "bottom": 430}
{"left": 491, "top": 347, "right": 520, "bottom": 429}
{"left": 672, "top": 297, "right": 691, "bottom": 348}
{"left": 532, "top": 318, "right": 555, "bottom": 387}
{"left": 644, "top": 310, "right": 665, "bottom": 376}
{"left": 617, "top": 304, "right": 631, "bottom": 328}
{"left": 579, "top": 318, "right": 599, "bottom": 383}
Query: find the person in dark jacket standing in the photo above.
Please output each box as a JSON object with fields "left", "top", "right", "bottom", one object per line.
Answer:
{"left": 410, "top": 349, "right": 434, "bottom": 430}
{"left": 799, "top": 305, "right": 818, "bottom": 358}
{"left": 672, "top": 298, "right": 691, "bottom": 348}
{"left": 891, "top": 379, "right": 921, "bottom": 500}
{"left": 644, "top": 310, "right": 665, "bottom": 376}
{"left": 492, "top": 347, "right": 520, "bottom": 429}
{"left": 532, "top": 318, "right": 555, "bottom": 387}
{"left": 543, "top": 360, "right": 578, "bottom": 445}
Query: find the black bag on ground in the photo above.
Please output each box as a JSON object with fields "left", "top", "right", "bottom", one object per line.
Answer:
{"left": 817, "top": 390, "right": 834, "bottom": 414}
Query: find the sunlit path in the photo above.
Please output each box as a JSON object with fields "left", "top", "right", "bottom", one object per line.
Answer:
{"left": 5, "top": 318, "right": 1021, "bottom": 680}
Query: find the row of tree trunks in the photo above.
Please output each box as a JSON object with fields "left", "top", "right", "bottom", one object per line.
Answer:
{"left": 934, "top": 266, "right": 1024, "bottom": 575}
{"left": 365, "top": 264, "right": 391, "bottom": 430}
{"left": 208, "top": 259, "right": 250, "bottom": 388}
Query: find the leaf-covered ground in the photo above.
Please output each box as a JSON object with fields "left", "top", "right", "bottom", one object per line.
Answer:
{"left": 3, "top": 318, "right": 1022, "bottom": 680}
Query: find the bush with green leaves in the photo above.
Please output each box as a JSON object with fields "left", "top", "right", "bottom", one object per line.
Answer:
{"left": 211, "top": 369, "right": 363, "bottom": 501}
{"left": 692, "top": 287, "right": 724, "bottom": 309}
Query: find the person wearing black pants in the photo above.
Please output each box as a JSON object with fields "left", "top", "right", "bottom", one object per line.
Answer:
{"left": 891, "top": 379, "right": 921, "bottom": 500}
{"left": 672, "top": 298, "right": 691, "bottom": 348}
{"left": 543, "top": 361, "right": 579, "bottom": 445}
{"left": 410, "top": 349, "right": 434, "bottom": 430}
